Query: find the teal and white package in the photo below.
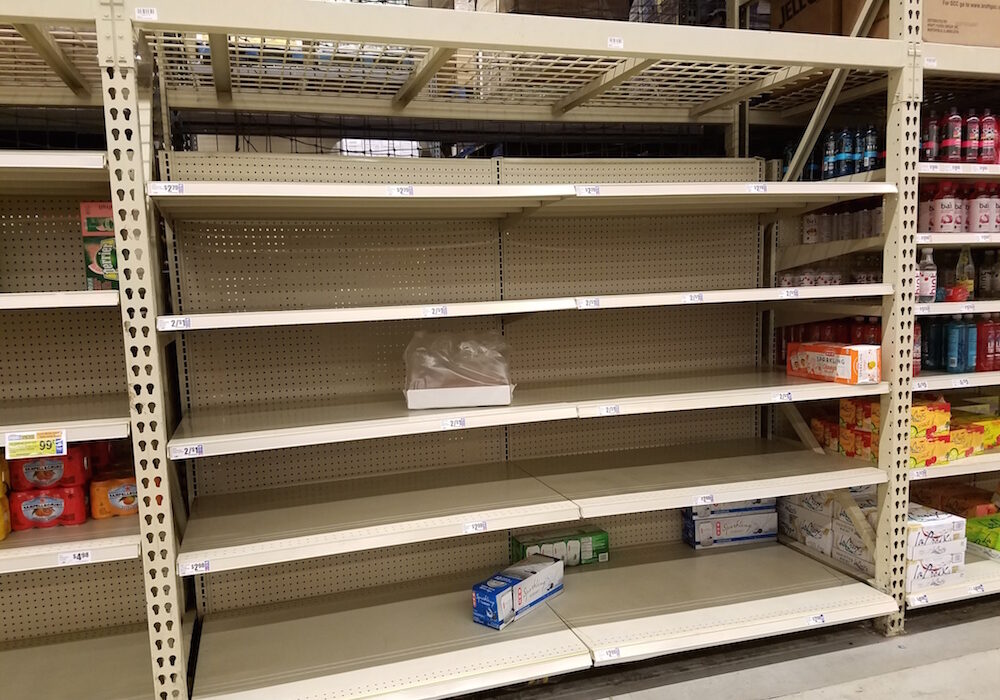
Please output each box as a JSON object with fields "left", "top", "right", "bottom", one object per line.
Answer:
{"left": 472, "top": 554, "right": 563, "bottom": 630}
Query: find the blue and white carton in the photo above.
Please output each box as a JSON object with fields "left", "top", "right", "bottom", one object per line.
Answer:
{"left": 472, "top": 554, "right": 563, "bottom": 630}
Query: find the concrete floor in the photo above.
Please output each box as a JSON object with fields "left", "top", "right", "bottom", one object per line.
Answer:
{"left": 473, "top": 597, "right": 1000, "bottom": 700}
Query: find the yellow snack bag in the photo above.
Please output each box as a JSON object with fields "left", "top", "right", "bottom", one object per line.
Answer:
{"left": 0, "top": 493, "right": 9, "bottom": 541}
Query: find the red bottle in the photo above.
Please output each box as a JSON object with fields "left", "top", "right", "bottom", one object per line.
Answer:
{"left": 989, "top": 315, "right": 999, "bottom": 371}
{"left": 923, "top": 109, "right": 940, "bottom": 162}
{"left": 981, "top": 109, "right": 998, "bottom": 165}
{"left": 942, "top": 107, "right": 963, "bottom": 162}
{"left": 964, "top": 109, "right": 981, "bottom": 162}
{"left": 851, "top": 316, "right": 866, "bottom": 344}
{"left": 977, "top": 316, "right": 991, "bottom": 371}
{"left": 914, "top": 322, "right": 922, "bottom": 376}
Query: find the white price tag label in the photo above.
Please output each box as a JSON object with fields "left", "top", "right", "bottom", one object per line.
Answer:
{"left": 961, "top": 303, "right": 976, "bottom": 313}
{"left": 441, "top": 417, "right": 467, "bottom": 430}
{"left": 971, "top": 583, "right": 986, "bottom": 594}
{"left": 169, "top": 444, "right": 204, "bottom": 460}
{"left": 5, "top": 430, "right": 66, "bottom": 460}
{"left": 778, "top": 288, "right": 801, "bottom": 299}
{"left": 695, "top": 494, "right": 715, "bottom": 506}
{"left": 978, "top": 233, "right": 993, "bottom": 243}
{"left": 910, "top": 468, "right": 928, "bottom": 479}
{"left": 576, "top": 297, "right": 601, "bottom": 309}
{"left": 463, "top": 521, "right": 488, "bottom": 535}
{"left": 58, "top": 550, "right": 92, "bottom": 566}
{"left": 772, "top": 391, "right": 793, "bottom": 403}
{"left": 975, "top": 164, "right": 991, "bottom": 173}
{"left": 924, "top": 163, "right": 941, "bottom": 173}
{"left": 595, "top": 647, "right": 621, "bottom": 662}
{"left": 915, "top": 234, "right": 931, "bottom": 244}
{"left": 746, "top": 183, "right": 768, "bottom": 194}
{"left": 134, "top": 7, "right": 158, "bottom": 20}
{"left": 682, "top": 292, "right": 705, "bottom": 304}
{"left": 149, "top": 182, "right": 183, "bottom": 195}
{"left": 916, "top": 304, "right": 931, "bottom": 315}
{"left": 575, "top": 185, "right": 601, "bottom": 196}
{"left": 162, "top": 316, "right": 191, "bottom": 330}
{"left": 807, "top": 613, "right": 827, "bottom": 625}
{"left": 949, "top": 163, "right": 964, "bottom": 173}
{"left": 923, "top": 56, "right": 937, "bottom": 68}
{"left": 914, "top": 594, "right": 930, "bottom": 606}
{"left": 597, "top": 404, "right": 621, "bottom": 416}
{"left": 387, "top": 184, "right": 415, "bottom": 196}
{"left": 180, "top": 560, "right": 210, "bottom": 576}
{"left": 607, "top": 36, "right": 624, "bottom": 49}
{"left": 953, "top": 377, "right": 971, "bottom": 388}
{"left": 912, "top": 380, "right": 929, "bottom": 391}
{"left": 422, "top": 305, "right": 448, "bottom": 318}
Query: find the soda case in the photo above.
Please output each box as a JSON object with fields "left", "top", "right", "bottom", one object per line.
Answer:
{"left": 90, "top": 476, "right": 139, "bottom": 519}
{"left": 9, "top": 486, "right": 88, "bottom": 530}
{"left": 8, "top": 445, "right": 91, "bottom": 491}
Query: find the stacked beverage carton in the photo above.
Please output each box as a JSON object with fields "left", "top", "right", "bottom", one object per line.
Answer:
{"left": 681, "top": 498, "right": 777, "bottom": 549}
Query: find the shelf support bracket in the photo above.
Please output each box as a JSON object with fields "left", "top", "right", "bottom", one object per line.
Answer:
{"left": 832, "top": 489, "right": 878, "bottom": 555}
{"left": 777, "top": 404, "right": 824, "bottom": 455}
{"left": 779, "top": 77, "right": 889, "bottom": 120}
{"left": 783, "top": 0, "right": 882, "bottom": 182}
{"left": 13, "top": 23, "right": 90, "bottom": 98}
{"left": 691, "top": 66, "right": 818, "bottom": 119}
{"left": 209, "top": 33, "right": 232, "bottom": 101}
{"left": 552, "top": 58, "right": 657, "bottom": 116}
{"left": 393, "top": 46, "right": 456, "bottom": 109}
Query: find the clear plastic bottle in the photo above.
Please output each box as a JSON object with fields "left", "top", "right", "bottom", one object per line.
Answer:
{"left": 957, "top": 246, "right": 976, "bottom": 300}
{"left": 981, "top": 109, "right": 997, "bottom": 165}
{"left": 970, "top": 181, "right": 993, "bottom": 233}
{"left": 914, "top": 321, "right": 922, "bottom": 377}
{"left": 919, "top": 248, "right": 938, "bottom": 303}
{"left": 837, "top": 127, "right": 855, "bottom": 177}
{"left": 992, "top": 184, "right": 1000, "bottom": 233}
{"left": 981, "top": 251, "right": 996, "bottom": 299}
{"left": 964, "top": 109, "right": 981, "bottom": 163}
{"left": 931, "top": 182, "right": 961, "bottom": 233}
{"left": 942, "top": 107, "right": 963, "bottom": 162}
{"left": 923, "top": 109, "right": 940, "bottom": 162}
{"left": 863, "top": 125, "right": 879, "bottom": 172}
{"left": 822, "top": 130, "right": 837, "bottom": 180}
{"left": 918, "top": 184, "right": 934, "bottom": 231}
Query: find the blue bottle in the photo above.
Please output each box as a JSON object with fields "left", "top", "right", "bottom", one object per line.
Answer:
{"left": 837, "top": 128, "right": 856, "bottom": 176}
{"left": 966, "top": 315, "right": 978, "bottom": 371}
{"left": 863, "top": 125, "right": 879, "bottom": 172}
{"left": 946, "top": 315, "right": 965, "bottom": 372}
{"left": 854, "top": 129, "right": 864, "bottom": 171}
{"left": 823, "top": 131, "right": 837, "bottom": 180}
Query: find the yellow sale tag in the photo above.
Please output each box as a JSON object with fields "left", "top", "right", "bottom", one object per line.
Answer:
{"left": 4, "top": 430, "right": 67, "bottom": 460}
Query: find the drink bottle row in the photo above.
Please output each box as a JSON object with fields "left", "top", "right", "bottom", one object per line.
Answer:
{"left": 921, "top": 107, "right": 999, "bottom": 164}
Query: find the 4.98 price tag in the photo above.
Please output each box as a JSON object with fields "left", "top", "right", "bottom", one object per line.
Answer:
{"left": 5, "top": 429, "right": 66, "bottom": 460}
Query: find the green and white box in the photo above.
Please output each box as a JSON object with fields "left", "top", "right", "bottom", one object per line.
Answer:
{"left": 512, "top": 527, "right": 609, "bottom": 566}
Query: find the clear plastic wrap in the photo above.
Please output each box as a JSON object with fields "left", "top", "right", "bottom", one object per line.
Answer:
{"left": 404, "top": 331, "right": 513, "bottom": 409}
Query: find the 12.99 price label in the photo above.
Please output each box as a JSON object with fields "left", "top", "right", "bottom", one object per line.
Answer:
{"left": 5, "top": 429, "right": 67, "bottom": 460}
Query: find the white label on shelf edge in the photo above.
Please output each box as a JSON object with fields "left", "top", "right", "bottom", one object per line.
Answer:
{"left": 971, "top": 583, "right": 986, "bottom": 594}
{"left": 807, "top": 613, "right": 827, "bottom": 625}
{"left": 575, "top": 185, "right": 601, "bottom": 196}
{"left": 682, "top": 292, "right": 705, "bottom": 304}
{"left": 149, "top": 182, "right": 183, "bottom": 195}
{"left": 923, "top": 163, "right": 941, "bottom": 172}
{"left": 607, "top": 36, "right": 624, "bottom": 49}
{"left": 180, "top": 560, "right": 210, "bottom": 576}
{"left": 58, "top": 550, "right": 92, "bottom": 566}
{"left": 169, "top": 444, "right": 204, "bottom": 460}
{"left": 772, "top": 391, "right": 793, "bottom": 402}
{"left": 778, "top": 288, "right": 801, "bottom": 299}
{"left": 577, "top": 297, "right": 601, "bottom": 309}
{"left": 923, "top": 56, "right": 937, "bottom": 68}
{"left": 952, "top": 377, "right": 971, "bottom": 388}
{"left": 595, "top": 647, "right": 621, "bottom": 662}
{"left": 913, "top": 594, "right": 930, "bottom": 605}
{"left": 916, "top": 304, "right": 931, "bottom": 315}
{"left": 915, "top": 234, "right": 931, "bottom": 244}
{"left": 134, "top": 7, "right": 158, "bottom": 20}
{"left": 387, "top": 184, "right": 415, "bottom": 196}
{"left": 5, "top": 429, "right": 66, "bottom": 460}
{"left": 746, "top": 183, "right": 768, "bottom": 194}
{"left": 978, "top": 234, "right": 994, "bottom": 242}
{"left": 913, "top": 380, "right": 929, "bottom": 391}
{"left": 163, "top": 316, "right": 191, "bottom": 330}
{"left": 910, "top": 468, "right": 928, "bottom": 479}
{"left": 597, "top": 404, "right": 621, "bottom": 416}
{"left": 463, "top": 521, "right": 488, "bottom": 535}
{"left": 441, "top": 417, "right": 467, "bottom": 430}
{"left": 949, "top": 163, "right": 964, "bottom": 173}
{"left": 423, "top": 305, "right": 448, "bottom": 318}
{"left": 975, "top": 164, "right": 992, "bottom": 173}
{"left": 961, "top": 302, "right": 976, "bottom": 313}
{"left": 695, "top": 494, "right": 715, "bottom": 506}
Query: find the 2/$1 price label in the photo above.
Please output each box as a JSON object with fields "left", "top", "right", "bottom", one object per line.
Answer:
{"left": 5, "top": 429, "right": 66, "bottom": 460}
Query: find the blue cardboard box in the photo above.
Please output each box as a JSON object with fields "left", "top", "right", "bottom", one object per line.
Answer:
{"left": 472, "top": 554, "right": 563, "bottom": 630}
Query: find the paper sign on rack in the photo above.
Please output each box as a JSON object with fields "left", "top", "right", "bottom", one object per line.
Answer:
{"left": 5, "top": 430, "right": 66, "bottom": 460}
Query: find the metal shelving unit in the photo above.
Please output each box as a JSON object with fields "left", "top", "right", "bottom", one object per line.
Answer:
{"left": 15, "top": 0, "right": 1000, "bottom": 698}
